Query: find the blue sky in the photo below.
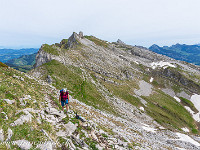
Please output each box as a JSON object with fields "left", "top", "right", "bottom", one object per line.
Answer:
{"left": 0, "top": 0, "right": 200, "bottom": 48}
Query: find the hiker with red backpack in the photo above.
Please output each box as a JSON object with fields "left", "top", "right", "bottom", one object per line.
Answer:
{"left": 59, "top": 88, "right": 69, "bottom": 113}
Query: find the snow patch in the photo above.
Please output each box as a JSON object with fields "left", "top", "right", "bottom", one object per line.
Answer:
{"left": 139, "top": 107, "right": 144, "bottom": 111}
{"left": 185, "top": 94, "right": 200, "bottom": 122}
{"left": 159, "top": 126, "right": 165, "bottom": 130}
{"left": 151, "top": 61, "right": 176, "bottom": 69}
{"left": 184, "top": 106, "right": 194, "bottom": 114}
{"left": 184, "top": 106, "right": 200, "bottom": 122}
{"left": 134, "top": 61, "right": 139, "bottom": 64}
{"left": 176, "top": 133, "right": 200, "bottom": 147}
{"left": 174, "top": 96, "right": 181, "bottom": 102}
{"left": 181, "top": 127, "right": 189, "bottom": 132}
{"left": 190, "top": 94, "right": 200, "bottom": 112}
{"left": 150, "top": 77, "right": 154, "bottom": 83}
{"left": 142, "top": 124, "right": 157, "bottom": 133}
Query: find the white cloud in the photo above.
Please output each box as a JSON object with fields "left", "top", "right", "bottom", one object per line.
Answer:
{"left": 0, "top": 0, "right": 200, "bottom": 48}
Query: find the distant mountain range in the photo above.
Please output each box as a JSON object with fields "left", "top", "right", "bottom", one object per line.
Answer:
{"left": 0, "top": 48, "right": 38, "bottom": 63}
{"left": 5, "top": 53, "right": 37, "bottom": 72}
{"left": 149, "top": 44, "right": 200, "bottom": 66}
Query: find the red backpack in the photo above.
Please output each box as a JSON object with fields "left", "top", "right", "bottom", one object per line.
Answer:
{"left": 60, "top": 89, "right": 69, "bottom": 101}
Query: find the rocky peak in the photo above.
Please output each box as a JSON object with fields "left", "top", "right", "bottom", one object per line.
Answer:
{"left": 117, "top": 39, "right": 125, "bottom": 45}
{"left": 34, "top": 31, "right": 84, "bottom": 69}
{"left": 67, "top": 32, "right": 82, "bottom": 48}
{"left": 79, "top": 31, "right": 83, "bottom": 38}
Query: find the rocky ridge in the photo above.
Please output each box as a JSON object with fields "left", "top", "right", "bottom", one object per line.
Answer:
{"left": 34, "top": 32, "right": 200, "bottom": 92}
{"left": 1, "top": 32, "right": 200, "bottom": 149}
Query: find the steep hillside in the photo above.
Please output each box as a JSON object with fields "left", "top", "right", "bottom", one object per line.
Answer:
{"left": 5, "top": 53, "right": 37, "bottom": 72}
{"left": 149, "top": 44, "right": 200, "bottom": 66}
{"left": 1, "top": 32, "right": 200, "bottom": 149}
{"left": 30, "top": 32, "right": 200, "bottom": 149}
{"left": 1, "top": 62, "right": 143, "bottom": 149}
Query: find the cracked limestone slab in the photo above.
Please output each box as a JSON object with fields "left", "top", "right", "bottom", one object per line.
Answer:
{"left": 13, "top": 140, "right": 32, "bottom": 150}
{"left": 4, "top": 99, "right": 15, "bottom": 104}
{"left": 64, "top": 121, "right": 78, "bottom": 136}
{"left": 10, "top": 111, "right": 32, "bottom": 126}
{"left": 134, "top": 80, "right": 152, "bottom": 96}
{"left": 1, "top": 112, "right": 8, "bottom": 120}
{"left": 6, "top": 128, "right": 12, "bottom": 141}
{"left": 36, "top": 141, "right": 52, "bottom": 150}
{"left": 56, "top": 130, "right": 66, "bottom": 137}
{"left": 0, "top": 129, "right": 4, "bottom": 142}
{"left": 45, "top": 107, "right": 66, "bottom": 119}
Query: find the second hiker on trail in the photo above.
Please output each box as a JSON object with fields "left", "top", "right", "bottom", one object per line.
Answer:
{"left": 59, "top": 88, "right": 69, "bottom": 113}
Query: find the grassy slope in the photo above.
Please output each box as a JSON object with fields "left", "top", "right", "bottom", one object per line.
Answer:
{"left": 103, "top": 79, "right": 142, "bottom": 107}
{"left": 84, "top": 36, "right": 108, "bottom": 48}
{"left": 143, "top": 91, "right": 197, "bottom": 133}
{"left": 101, "top": 75, "right": 197, "bottom": 133}
{"left": 179, "top": 97, "right": 198, "bottom": 113}
{"left": 42, "top": 44, "right": 59, "bottom": 56}
{"left": 39, "top": 60, "right": 115, "bottom": 114}
{"left": 142, "top": 71, "right": 198, "bottom": 132}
